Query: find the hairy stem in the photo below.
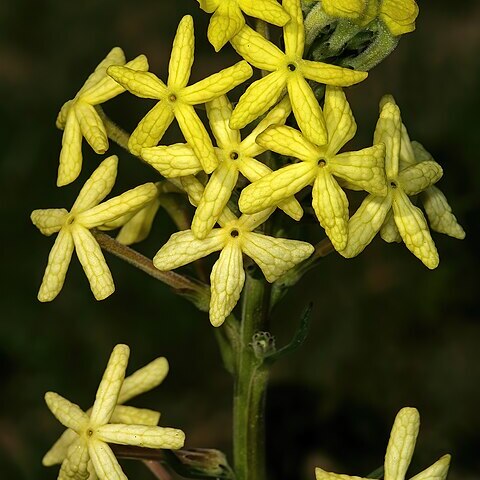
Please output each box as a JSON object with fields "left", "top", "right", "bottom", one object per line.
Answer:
{"left": 96, "top": 106, "right": 130, "bottom": 151}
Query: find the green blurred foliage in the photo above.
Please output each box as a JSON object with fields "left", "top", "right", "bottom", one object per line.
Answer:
{"left": 0, "top": 0, "right": 478, "bottom": 479}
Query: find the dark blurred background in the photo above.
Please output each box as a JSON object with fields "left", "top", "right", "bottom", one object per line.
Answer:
{"left": 1, "top": 0, "right": 479, "bottom": 479}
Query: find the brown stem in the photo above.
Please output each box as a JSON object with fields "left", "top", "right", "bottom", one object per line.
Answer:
{"left": 143, "top": 460, "right": 172, "bottom": 480}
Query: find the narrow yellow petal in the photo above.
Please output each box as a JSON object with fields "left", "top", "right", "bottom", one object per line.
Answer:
{"left": 330, "top": 144, "right": 387, "bottom": 195}
{"left": 59, "top": 438, "right": 90, "bottom": 480}
{"left": 380, "top": 0, "right": 419, "bottom": 36}
{"left": 181, "top": 61, "right": 253, "bottom": 105}
{"left": 230, "top": 24, "right": 284, "bottom": 71}
{"left": 242, "top": 232, "right": 314, "bottom": 282}
{"left": 237, "top": 209, "right": 275, "bottom": 231}
{"left": 72, "top": 155, "right": 118, "bottom": 212}
{"left": 57, "top": 100, "right": 73, "bottom": 129}
{"left": 107, "top": 66, "right": 167, "bottom": 99}
{"left": 43, "top": 429, "right": 78, "bottom": 466}
{"left": 141, "top": 144, "right": 202, "bottom": 177}
{"left": 411, "top": 141, "right": 434, "bottom": 163}
{"left": 288, "top": 74, "right": 328, "bottom": 146}
{"left": 339, "top": 194, "right": 392, "bottom": 258}
{"left": 169, "top": 16, "right": 194, "bottom": 88}
{"left": 128, "top": 101, "right": 175, "bottom": 156}
{"left": 282, "top": 0, "right": 305, "bottom": 58}
{"left": 31, "top": 209, "right": 68, "bottom": 236}
{"left": 392, "top": 189, "right": 439, "bottom": 269}
{"left": 421, "top": 186, "right": 465, "bottom": 240}
{"left": 45, "top": 392, "right": 89, "bottom": 432}
{"left": 239, "top": 162, "right": 316, "bottom": 214}
{"left": 75, "top": 102, "right": 108, "bottom": 154}
{"left": 399, "top": 124, "right": 416, "bottom": 166}
{"left": 38, "top": 229, "right": 74, "bottom": 302}
{"left": 397, "top": 161, "right": 443, "bottom": 196}
{"left": 198, "top": 0, "right": 219, "bottom": 13}
{"left": 206, "top": 95, "right": 241, "bottom": 150}
{"left": 109, "top": 406, "right": 160, "bottom": 426}
{"left": 299, "top": 59, "right": 368, "bottom": 86}
{"left": 210, "top": 242, "right": 245, "bottom": 327}
{"left": 380, "top": 210, "right": 402, "bottom": 243}
{"left": 230, "top": 70, "right": 288, "bottom": 130}
{"left": 96, "top": 424, "right": 185, "bottom": 449}
{"left": 71, "top": 226, "right": 115, "bottom": 300}
{"left": 410, "top": 455, "right": 451, "bottom": 480}
{"left": 89, "top": 440, "right": 127, "bottom": 480}
{"left": 239, "top": 0, "right": 290, "bottom": 26}
{"left": 57, "top": 110, "right": 83, "bottom": 187}
{"left": 208, "top": 1, "right": 244, "bottom": 52}
{"left": 90, "top": 344, "right": 130, "bottom": 427}
{"left": 315, "top": 466, "right": 365, "bottom": 480}
{"left": 154, "top": 229, "right": 226, "bottom": 270}
{"left": 323, "top": 86, "right": 357, "bottom": 155}
{"left": 192, "top": 161, "right": 239, "bottom": 239}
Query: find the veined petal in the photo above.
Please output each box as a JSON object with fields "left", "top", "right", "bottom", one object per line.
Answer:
{"left": 57, "top": 100, "right": 73, "bottom": 129}
{"left": 299, "top": 60, "right": 368, "bottom": 87}
{"left": 322, "top": 0, "right": 367, "bottom": 20}
{"left": 210, "top": 242, "right": 245, "bottom": 327}
{"left": 392, "top": 189, "right": 439, "bottom": 269}
{"left": 192, "top": 161, "right": 239, "bottom": 239}
{"left": 380, "top": 210, "right": 401, "bottom": 243}
{"left": 128, "top": 101, "right": 175, "bottom": 156}
{"left": 58, "top": 110, "right": 83, "bottom": 187}
{"left": 256, "top": 124, "right": 319, "bottom": 162}
{"left": 240, "top": 96, "right": 292, "bottom": 157}
{"left": 385, "top": 407, "right": 420, "bottom": 480}
{"left": 71, "top": 226, "right": 115, "bottom": 300}
{"left": 340, "top": 194, "right": 392, "bottom": 258}
{"left": 89, "top": 440, "right": 127, "bottom": 480}
{"left": 397, "top": 161, "right": 443, "bottom": 196}
{"left": 400, "top": 124, "right": 416, "bottom": 165}
{"left": 43, "top": 428, "right": 78, "bottom": 466}
{"left": 38, "top": 228, "right": 74, "bottom": 302}
{"left": 96, "top": 424, "right": 185, "bottom": 449}
{"left": 169, "top": 16, "right": 194, "bottom": 88}
{"left": 154, "top": 229, "right": 226, "bottom": 270}
{"left": 59, "top": 438, "right": 89, "bottom": 480}
{"left": 75, "top": 102, "right": 108, "bottom": 154}
{"left": 421, "top": 186, "right": 465, "bottom": 239}
{"left": 81, "top": 54, "right": 149, "bottom": 105}
{"left": 239, "top": 162, "right": 316, "bottom": 214}
{"left": 175, "top": 102, "right": 218, "bottom": 173}
{"left": 315, "top": 467, "right": 365, "bottom": 480}
{"left": 312, "top": 169, "right": 349, "bottom": 251}
{"left": 207, "top": 1, "right": 244, "bottom": 52}
{"left": 142, "top": 144, "right": 202, "bottom": 177}
{"left": 243, "top": 232, "right": 314, "bottom": 282}
{"left": 118, "top": 357, "right": 169, "bottom": 404}
{"left": 282, "top": 0, "right": 305, "bottom": 58}
{"left": 239, "top": 0, "right": 290, "bottom": 26}
{"left": 198, "top": 0, "right": 219, "bottom": 13}
{"left": 107, "top": 67, "right": 168, "bottom": 99}
{"left": 45, "top": 392, "right": 89, "bottom": 432}
{"left": 288, "top": 74, "right": 328, "bottom": 146}
{"left": 90, "top": 344, "right": 130, "bottom": 427}
{"left": 110, "top": 406, "right": 160, "bottom": 426}
{"left": 230, "top": 70, "right": 288, "bottom": 129}
{"left": 31, "top": 208, "right": 68, "bottom": 236}
{"left": 331, "top": 144, "right": 387, "bottom": 195}
{"left": 77, "top": 183, "right": 157, "bottom": 229}
{"left": 237, "top": 209, "right": 274, "bottom": 231}
{"left": 411, "top": 141, "right": 434, "bottom": 163}
{"left": 72, "top": 155, "right": 118, "bottom": 213}
{"left": 181, "top": 61, "right": 253, "bottom": 105}
{"left": 206, "top": 95, "right": 240, "bottom": 150}
{"left": 374, "top": 100, "right": 401, "bottom": 179}
{"left": 380, "top": 0, "right": 419, "bottom": 36}
{"left": 410, "top": 455, "right": 451, "bottom": 480}
{"left": 230, "top": 25, "right": 284, "bottom": 71}
{"left": 323, "top": 86, "right": 357, "bottom": 156}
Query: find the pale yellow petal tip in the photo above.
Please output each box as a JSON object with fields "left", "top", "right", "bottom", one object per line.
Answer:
{"left": 379, "top": 93, "right": 397, "bottom": 110}
{"left": 112, "top": 344, "right": 130, "bottom": 357}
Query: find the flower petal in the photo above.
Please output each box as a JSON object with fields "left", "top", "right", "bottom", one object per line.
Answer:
{"left": 31, "top": 209, "right": 68, "bottom": 236}
{"left": 107, "top": 66, "right": 168, "bottom": 99}
{"left": 380, "top": 0, "right": 419, "bottom": 36}
{"left": 399, "top": 124, "right": 416, "bottom": 166}
{"left": 58, "top": 110, "right": 83, "bottom": 187}
{"left": 380, "top": 210, "right": 402, "bottom": 243}
{"left": 322, "top": 0, "right": 367, "bottom": 20}
{"left": 110, "top": 406, "right": 160, "bottom": 426}
{"left": 409, "top": 454, "right": 451, "bottom": 480}
{"left": 282, "top": 0, "right": 305, "bottom": 58}
{"left": 207, "top": 1, "right": 244, "bottom": 52}
{"left": 45, "top": 392, "right": 89, "bottom": 432}
{"left": 239, "top": 0, "right": 290, "bottom": 26}
{"left": 206, "top": 95, "right": 240, "bottom": 150}
{"left": 299, "top": 60, "right": 368, "bottom": 87}
{"left": 75, "top": 102, "right": 108, "bottom": 154}
{"left": 397, "top": 161, "right": 443, "bottom": 196}
{"left": 89, "top": 440, "right": 127, "bottom": 480}
{"left": 242, "top": 232, "right": 314, "bottom": 282}
{"left": 169, "top": 16, "right": 194, "bottom": 88}
{"left": 142, "top": 144, "right": 202, "bottom": 177}
{"left": 43, "top": 429, "right": 79, "bottom": 467}
{"left": 210, "top": 242, "right": 245, "bottom": 327}
{"left": 59, "top": 438, "right": 90, "bottom": 480}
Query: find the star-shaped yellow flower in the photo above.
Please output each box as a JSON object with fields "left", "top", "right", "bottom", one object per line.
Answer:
{"left": 154, "top": 176, "right": 314, "bottom": 326}
{"left": 31, "top": 156, "right": 157, "bottom": 301}
{"left": 340, "top": 99, "right": 443, "bottom": 268}
{"left": 107, "top": 15, "right": 253, "bottom": 172}
{"left": 229, "top": 0, "right": 367, "bottom": 146}
{"left": 141, "top": 95, "right": 303, "bottom": 240}
{"left": 45, "top": 345, "right": 185, "bottom": 480}
{"left": 238, "top": 86, "right": 387, "bottom": 251}
{"left": 198, "top": 0, "right": 290, "bottom": 52}
{"left": 56, "top": 47, "right": 148, "bottom": 186}
{"left": 315, "top": 407, "right": 451, "bottom": 480}
{"left": 43, "top": 355, "right": 169, "bottom": 469}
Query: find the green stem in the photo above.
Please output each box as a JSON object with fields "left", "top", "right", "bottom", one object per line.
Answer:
{"left": 233, "top": 273, "right": 270, "bottom": 480}
{"left": 96, "top": 106, "right": 130, "bottom": 151}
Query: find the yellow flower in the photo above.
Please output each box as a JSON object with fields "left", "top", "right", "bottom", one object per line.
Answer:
{"left": 315, "top": 407, "right": 451, "bottom": 480}
{"left": 198, "top": 0, "right": 290, "bottom": 52}
{"left": 44, "top": 345, "right": 184, "bottom": 480}
{"left": 43, "top": 355, "right": 169, "bottom": 468}
{"left": 340, "top": 98, "right": 443, "bottom": 269}
{"left": 229, "top": 0, "right": 367, "bottom": 146}
{"left": 142, "top": 95, "right": 303, "bottom": 240}
{"left": 322, "top": 0, "right": 367, "bottom": 20}
{"left": 238, "top": 86, "right": 387, "bottom": 251}
{"left": 31, "top": 156, "right": 157, "bottom": 301}
{"left": 107, "top": 15, "right": 253, "bottom": 172}
{"left": 56, "top": 47, "right": 148, "bottom": 186}
{"left": 153, "top": 176, "right": 314, "bottom": 326}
